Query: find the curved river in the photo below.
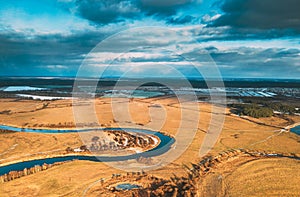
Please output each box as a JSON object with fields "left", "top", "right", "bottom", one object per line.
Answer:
{"left": 0, "top": 125, "right": 175, "bottom": 176}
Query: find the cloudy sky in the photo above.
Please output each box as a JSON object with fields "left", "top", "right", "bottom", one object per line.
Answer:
{"left": 0, "top": 0, "right": 300, "bottom": 78}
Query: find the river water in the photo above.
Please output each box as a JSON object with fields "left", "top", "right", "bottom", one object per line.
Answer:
{"left": 0, "top": 126, "right": 174, "bottom": 176}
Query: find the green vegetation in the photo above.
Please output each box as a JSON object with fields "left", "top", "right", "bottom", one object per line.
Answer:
{"left": 243, "top": 98, "right": 297, "bottom": 114}
{"left": 232, "top": 104, "right": 273, "bottom": 118}
{"left": 230, "top": 98, "right": 299, "bottom": 118}
{"left": 242, "top": 104, "right": 273, "bottom": 118}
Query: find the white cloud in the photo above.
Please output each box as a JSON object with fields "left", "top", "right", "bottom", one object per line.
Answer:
{"left": 46, "top": 65, "right": 68, "bottom": 69}
{"left": 87, "top": 51, "right": 168, "bottom": 63}
{"left": 202, "top": 14, "right": 221, "bottom": 23}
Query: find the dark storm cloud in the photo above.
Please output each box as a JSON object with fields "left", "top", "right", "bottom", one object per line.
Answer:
{"left": 74, "top": 0, "right": 141, "bottom": 25}
{"left": 212, "top": 0, "right": 300, "bottom": 31}
{"left": 138, "top": 0, "right": 197, "bottom": 17}
{"left": 0, "top": 30, "right": 107, "bottom": 76}
{"left": 71, "top": 0, "right": 199, "bottom": 25}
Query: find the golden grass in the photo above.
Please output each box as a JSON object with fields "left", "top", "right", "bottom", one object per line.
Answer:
{"left": 225, "top": 158, "right": 300, "bottom": 197}
{"left": 0, "top": 160, "right": 122, "bottom": 197}
{"left": 0, "top": 132, "right": 83, "bottom": 165}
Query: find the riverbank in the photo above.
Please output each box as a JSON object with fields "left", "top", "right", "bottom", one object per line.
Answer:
{"left": 0, "top": 127, "right": 169, "bottom": 165}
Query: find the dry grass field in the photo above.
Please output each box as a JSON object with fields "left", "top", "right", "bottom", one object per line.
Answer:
{"left": 225, "top": 158, "right": 300, "bottom": 197}
{"left": 201, "top": 157, "right": 300, "bottom": 197}
{"left": 0, "top": 97, "right": 299, "bottom": 196}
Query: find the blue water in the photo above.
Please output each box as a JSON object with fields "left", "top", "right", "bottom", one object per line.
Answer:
{"left": 0, "top": 126, "right": 174, "bottom": 176}
{"left": 290, "top": 125, "right": 300, "bottom": 135}
{"left": 116, "top": 183, "right": 141, "bottom": 190}
{"left": 103, "top": 90, "right": 165, "bottom": 98}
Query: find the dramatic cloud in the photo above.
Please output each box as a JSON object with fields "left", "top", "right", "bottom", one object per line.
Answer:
{"left": 212, "top": 0, "right": 300, "bottom": 32}
{"left": 1, "top": 0, "right": 300, "bottom": 78}
{"left": 0, "top": 29, "right": 109, "bottom": 76}
{"left": 207, "top": 47, "right": 300, "bottom": 78}
{"left": 138, "top": 0, "right": 199, "bottom": 17}
{"left": 71, "top": 0, "right": 202, "bottom": 25}
{"left": 74, "top": 0, "right": 141, "bottom": 24}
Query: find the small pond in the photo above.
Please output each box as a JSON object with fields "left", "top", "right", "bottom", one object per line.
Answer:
{"left": 290, "top": 125, "right": 300, "bottom": 135}
{"left": 115, "top": 183, "right": 141, "bottom": 190}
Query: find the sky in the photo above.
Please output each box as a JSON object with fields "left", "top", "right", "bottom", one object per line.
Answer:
{"left": 0, "top": 0, "right": 300, "bottom": 78}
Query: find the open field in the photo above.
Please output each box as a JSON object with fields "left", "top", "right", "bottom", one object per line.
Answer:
{"left": 201, "top": 157, "right": 300, "bottom": 197}
{"left": 0, "top": 97, "right": 299, "bottom": 196}
{"left": 225, "top": 158, "right": 300, "bottom": 196}
{"left": 0, "top": 160, "right": 122, "bottom": 197}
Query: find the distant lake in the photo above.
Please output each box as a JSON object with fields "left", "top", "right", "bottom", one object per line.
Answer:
{"left": 2, "top": 86, "right": 46, "bottom": 92}
{"left": 102, "top": 90, "right": 165, "bottom": 98}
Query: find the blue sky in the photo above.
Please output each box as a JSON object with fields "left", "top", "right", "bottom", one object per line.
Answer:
{"left": 0, "top": 0, "right": 300, "bottom": 78}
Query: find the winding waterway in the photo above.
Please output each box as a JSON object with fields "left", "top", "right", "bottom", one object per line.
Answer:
{"left": 0, "top": 125, "right": 175, "bottom": 176}
{"left": 1, "top": 123, "right": 299, "bottom": 176}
